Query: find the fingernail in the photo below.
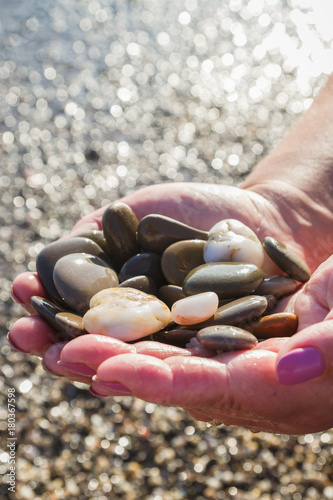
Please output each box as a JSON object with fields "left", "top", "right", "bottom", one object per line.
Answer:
{"left": 58, "top": 362, "right": 96, "bottom": 377}
{"left": 91, "top": 379, "right": 132, "bottom": 396}
{"left": 7, "top": 333, "right": 30, "bottom": 354}
{"left": 11, "top": 285, "right": 25, "bottom": 305}
{"left": 277, "top": 347, "right": 324, "bottom": 385}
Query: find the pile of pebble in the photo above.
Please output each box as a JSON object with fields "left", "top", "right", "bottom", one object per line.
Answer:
{"left": 31, "top": 202, "right": 310, "bottom": 353}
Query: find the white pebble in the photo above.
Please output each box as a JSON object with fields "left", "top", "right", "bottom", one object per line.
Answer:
{"left": 83, "top": 287, "right": 171, "bottom": 341}
{"left": 171, "top": 291, "right": 219, "bottom": 325}
{"left": 203, "top": 218, "right": 264, "bottom": 267}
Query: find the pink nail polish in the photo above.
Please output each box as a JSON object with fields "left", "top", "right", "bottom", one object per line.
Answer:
{"left": 277, "top": 347, "right": 324, "bottom": 385}
{"left": 7, "top": 333, "right": 30, "bottom": 354}
{"left": 58, "top": 362, "right": 96, "bottom": 377}
{"left": 91, "top": 379, "right": 132, "bottom": 396}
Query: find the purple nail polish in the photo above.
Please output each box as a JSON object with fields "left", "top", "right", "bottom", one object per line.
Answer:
{"left": 277, "top": 347, "right": 324, "bottom": 386}
{"left": 91, "top": 379, "right": 132, "bottom": 396}
{"left": 58, "top": 362, "right": 96, "bottom": 377}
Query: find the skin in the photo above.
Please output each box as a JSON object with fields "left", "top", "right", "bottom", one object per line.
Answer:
{"left": 9, "top": 75, "right": 333, "bottom": 435}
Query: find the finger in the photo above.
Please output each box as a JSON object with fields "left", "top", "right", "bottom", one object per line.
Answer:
{"left": 58, "top": 336, "right": 192, "bottom": 378}
{"left": 92, "top": 350, "right": 277, "bottom": 409}
{"left": 59, "top": 335, "right": 136, "bottom": 370}
{"left": 276, "top": 319, "right": 333, "bottom": 386}
{"left": 43, "top": 342, "right": 92, "bottom": 384}
{"left": 8, "top": 316, "right": 60, "bottom": 356}
{"left": 11, "top": 272, "right": 46, "bottom": 313}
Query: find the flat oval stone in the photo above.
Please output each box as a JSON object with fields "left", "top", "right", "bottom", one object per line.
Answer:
{"left": 53, "top": 253, "right": 119, "bottom": 314}
{"left": 171, "top": 292, "right": 219, "bottom": 325}
{"left": 75, "top": 230, "right": 108, "bottom": 254}
{"left": 197, "top": 325, "right": 258, "bottom": 351}
{"left": 158, "top": 285, "right": 186, "bottom": 308}
{"left": 188, "top": 295, "right": 268, "bottom": 329}
{"left": 102, "top": 202, "right": 140, "bottom": 269}
{"left": 183, "top": 262, "right": 265, "bottom": 299}
{"left": 30, "top": 296, "right": 87, "bottom": 340}
{"left": 36, "top": 237, "right": 109, "bottom": 306}
{"left": 204, "top": 219, "right": 264, "bottom": 267}
{"left": 254, "top": 274, "right": 298, "bottom": 298}
{"left": 263, "top": 236, "right": 311, "bottom": 282}
{"left": 245, "top": 313, "right": 298, "bottom": 338}
{"left": 161, "top": 239, "right": 205, "bottom": 286}
{"left": 83, "top": 287, "right": 171, "bottom": 341}
{"left": 118, "top": 275, "right": 157, "bottom": 296}
{"left": 138, "top": 214, "right": 208, "bottom": 254}
{"left": 119, "top": 252, "right": 166, "bottom": 288}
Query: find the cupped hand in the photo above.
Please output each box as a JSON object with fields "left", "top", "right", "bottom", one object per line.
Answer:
{"left": 9, "top": 182, "right": 333, "bottom": 433}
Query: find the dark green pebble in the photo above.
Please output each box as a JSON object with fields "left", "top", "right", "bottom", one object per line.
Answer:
{"left": 183, "top": 262, "right": 265, "bottom": 299}
{"left": 161, "top": 239, "right": 206, "bottom": 286}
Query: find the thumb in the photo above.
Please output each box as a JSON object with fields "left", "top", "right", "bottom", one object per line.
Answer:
{"left": 276, "top": 320, "right": 333, "bottom": 385}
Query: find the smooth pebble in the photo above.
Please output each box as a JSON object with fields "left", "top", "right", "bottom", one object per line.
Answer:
{"left": 204, "top": 219, "right": 264, "bottom": 267}
{"left": 183, "top": 262, "right": 264, "bottom": 299}
{"left": 161, "top": 239, "right": 206, "bottom": 286}
{"left": 263, "top": 236, "right": 311, "bottom": 282}
{"left": 53, "top": 253, "right": 118, "bottom": 314}
{"left": 171, "top": 291, "right": 219, "bottom": 325}
{"left": 197, "top": 325, "right": 258, "bottom": 351}
{"left": 138, "top": 214, "right": 208, "bottom": 254}
{"left": 83, "top": 287, "right": 171, "bottom": 341}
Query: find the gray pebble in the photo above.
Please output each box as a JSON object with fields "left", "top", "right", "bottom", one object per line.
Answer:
{"left": 197, "top": 325, "right": 258, "bottom": 351}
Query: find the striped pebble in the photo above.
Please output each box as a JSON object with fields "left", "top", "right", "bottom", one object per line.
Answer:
{"left": 171, "top": 292, "right": 219, "bottom": 325}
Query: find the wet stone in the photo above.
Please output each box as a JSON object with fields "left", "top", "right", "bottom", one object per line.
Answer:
{"left": 75, "top": 230, "right": 108, "bottom": 255}
{"left": 204, "top": 219, "right": 264, "bottom": 268}
{"left": 244, "top": 313, "right": 298, "bottom": 339}
{"left": 102, "top": 202, "right": 140, "bottom": 269}
{"left": 197, "top": 325, "right": 258, "bottom": 351}
{"left": 119, "top": 252, "right": 166, "bottom": 288}
{"left": 161, "top": 239, "right": 206, "bottom": 286}
{"left": 138, "top": 214, "right": 208, "bottom": 254}
{"left": 157, "top": 285, "right": 187, "bottom": 308}
{"left": 183, "top": 262, "right": 265, "bottom": 299}
{"left": 30, "top": 296, "right": 87, "bottom": 340}
{"left": 189, "top": 295, "right": 268, "bottom": 329}
{"left": 171, "top": 292, "right": 219, "bottom": 325}
{"left": 36, "top": 237, "right": 109, "bottom": 306}
{"left": 263, "top": 236, "right": 311, "bottom": 283}
{"left": 254, "top": 274, "right": 298, "bottom": 298}
{"left": 53, "top": 253, "right": 119, "bottom": 314}
{"left": 83, "top": 287, "right": 171, "bottom": 341}
{"left": 118, "top": 275, "right": 157, "bottom": 296}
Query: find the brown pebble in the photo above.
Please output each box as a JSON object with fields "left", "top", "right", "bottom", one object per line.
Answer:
{"left": 118, "top": 275, "right": 157, "bottom": 296}
{"left": 244, "top": 313, "right": 298, "bottom": 338}
{"left": 119, "top": 252, "right": 166, "bottom": 288}
{"left": 255, "top": 274, "right": 298, "bottom": 298}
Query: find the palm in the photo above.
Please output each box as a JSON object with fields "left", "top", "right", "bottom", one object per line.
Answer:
{"left": 10, "top": 183, "right": 333, "bottom": 434}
